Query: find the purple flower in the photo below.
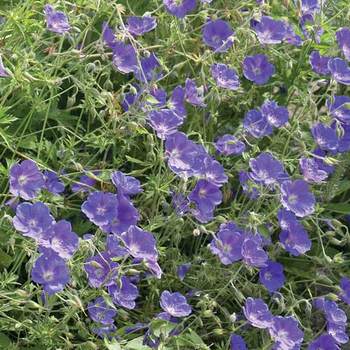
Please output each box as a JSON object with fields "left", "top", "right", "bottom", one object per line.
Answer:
{"left": 185, "top": 79, "right": 206, "bottom": 107}
{"left": 259, "top": 261, "right": 285, "bottom": 293}
{"left": 43, "top": 170, "right": 65, "bottom": 194}
{"left": 284, "top": 23, "right": 303, "bottom": 46}
{"left": 169, "top": 86, "right": 187, "bottom": 118}
{"left": 84, "top": 253, "right": 118, "bottom": 288}
{"left": 211, "top": 63, "right": 240, "bottom": 90}
{"left": 71, "top": 174, "right": 96, "bottom": 193}
{"left": 311, "top": 123, "right": 339, "bottom": 151}
{"left": 112, "top": 42, "right": 138, "bottom": 74}
{"left": 336, "top": 27, "right": 350, "bottom": 61}
{"left": 241, "top": 235, "right": 268, "bottom": 267}
{"left": 0, "top": 55, "right": 9, "bottom": 77}
{"left": 337, "top": 124, "right": 350, "bottom": 153}
{"left": 210, "top": 223, "right": 243, "bottom": 265}
{"left": 243, "top": 54, "right": 275, "bottom": 85}
{"left": 243, "top": 297, "right": 272, "bottom": 329}
{"left": 9, "top": 160, "right": 45, "bottom": 200}
{"left": 39, "top": 220, "right": 79, "bottom": 260}
{"left": 92, "top": 324, "right": 116, "bottom": 338}
{"left": 328, "top": 58, "right": 350, "bottom": 85}
{"left": 81, "top": 191, "right": 117, "bottom": 226}
{"left": 44, "top": 4, "right": 70, "bottom": 34}
{"left": 300, "top": 13, "right": 323, "bottom": 43}
{"left": 148, "top": 109, "right": 183, "bottom": 140}
{"left": 239, "top": 171, "right": 260, "bottom": 199}
{"left": 126, "top": 16, "right": 157, "bottom": 36}
{"left": 323, "top": 299, "right": 347, "bottom": 325}
{"left": 251, "top": 16, "right": 287, "bottom": 45}
{"left": 202, "top": 19, "right": 234, "bottom": 53}
{"left": 111, "top": 171, "right": 142, "bottom": 197}
{"left": 230, "top": 334, "right": 247, "bottom": 350}
{"left": 188, "top": 180, "right": 222, "bottom": 214}
{"left": 278, "top": 211, "right": 299, "bottom": 233}
{"left": 309, "top": 51, "right": 331, "bottom": 75}
{"left": 200, "top": 157, "right": 228, "bottom": 186}
{"left": 260, "top": 100, "right": 289, "bottom": 128}
{"left": 177, "top": 263, "right": 191, "bottom": 280}
{"left": 243, "top": 109, "right": 273, "bottom": 138}
{"left": 148, "top": 87, "right": 167, "bottom": 108}
{"left": 279, "top": 222, "right": 311, "bottom": 256}
{"left": 308, "top": 334, "right": 339, "bottom": 350}
{"left": 102, "top": 22, "right": 117, "bottom": 50}
{"left": 340, "top": 277, "right": 350, "bottom": 305}
{"left": 215, "top": 134, "right": 245, "bottom": 155}
{"left": 13, "top": 202, "right": 54, "bottom": 240}
{"left": 134, "top": 53, "right": 161, "bottom": 82}
{"left": 165, "top": 132, "right": 206, "bottom": 178}
{"left": 102, "top": 194, "right": 139, "bottom": 235}
{"left": 121, "top": 226, "right": 158, "bottom": 261}
{"left": 327, "top": 96, "right": 350, "bottom": 125}
{"left": 87, "top": 297, "right": 117, "bottom": 325}
{"left": 106, "top": 234, "right": 128, "bottom": 258}
{"left": 269, "top": 316, "right": 304, "bottom": 349}
{"left": 163, "top": 0, "right": 196, "bottom": 18}
{"left": 171, "top": 191, "right": 190, "bottom": 216}
{"left": 327, "top": 322, "right": 349, "bottom": 344}
{"left": 301, "top": 0, "right": 320, "bottom": 15}
{"left": 249, "top": 152, "right": 287, "bottom": 185}
{"left": 31, "top": 249, "right": 70, "bottom": 295}
{"left": 144, "top": 260, "right": 163, "bottom": 279}
{"left": 108, "top": 276, "right": 138, "bottom": 309}
{"left": 299, "top": 156, "right": 331, "bottom": 183}
{"left": 160, "top": 290, "right": 192, "bottom": 317}
{"left": 280, "top": 180, "right": 316, "bottom": 217}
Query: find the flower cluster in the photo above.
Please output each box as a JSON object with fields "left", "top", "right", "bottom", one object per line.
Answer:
{"left": 243, "top": 298, "right": 304, "bottom": 348}
{"left": 314, "top": 298, "right": 349, "bottom": 346}
{"left": 4, "top": 0, "right": 350, "bottom": 348}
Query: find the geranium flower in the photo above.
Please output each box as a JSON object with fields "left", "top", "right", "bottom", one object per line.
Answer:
{"left": 211, "top": 63, "right": 240, "bottom": 90}
{"left": 202, "top": 19, "right": 234, "bottom": 52}
{"left": 243, "top": 54, "right": 275, "bottom": 85}
{"left": 10, "top": 160, "right": 45, "bottom": 200}
{"left": 163, "top": 0, "right": 196, "bottom": 18}
{"left": 87, "top": 297, "right": 117, "bottom": 325}
{"left": 280, "top": 180, "right": 316, "bottom": 217}
{"left": 259, "top": 261, "right": 285, "bottom": 293}
{"left": 13, "top": 202, "right": 55, "bottom": 241}
{"left": 31, "top": 248, "right": 70, "bottom": 295}
{"left": 126, "top": 16, "right": 157, "bottom": 36}
{"left": 44, "top": 4, "right": 70, "bottom": 34}
{"left": 160, "top": 290, "right": 192, "bottom": 317}
{"left": 215, "top": 135, "right": 245, "bottom": 155}
{"left": 243, "top": 298, "right": 273, "bottom": 329}
{"left": 108, "top": 276, "right": 139, "bottom": 309}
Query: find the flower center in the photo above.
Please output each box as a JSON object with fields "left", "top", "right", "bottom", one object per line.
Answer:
{"left": 264, "top": 272, "right": 273, "bottom": 281}
{"left": 43, "top": 270, "right": 54, "bottom": 282}
{"left": 97, "top": 207, "right": 106, "bottom": 215}
{"left": 198, "top": 188, "right": 207, "bottom": 198}
{"left": 28, "top": 219, "right": 37, "bottom": 227}
{"left": 18, "top": 175, "right": 28, "bottom": 186}
{"left": 288, "top": 194, "right": 298, "bottom": 205}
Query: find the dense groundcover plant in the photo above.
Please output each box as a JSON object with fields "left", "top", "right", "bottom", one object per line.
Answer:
{"left": 1, "top": 0, "right": 350, "bottom": 348}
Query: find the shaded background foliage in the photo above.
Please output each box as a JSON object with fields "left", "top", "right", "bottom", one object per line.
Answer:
{"left": 0, "top": 0, "right": 350, "bottom": 349}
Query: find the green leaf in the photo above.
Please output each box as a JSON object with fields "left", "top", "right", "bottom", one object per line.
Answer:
{"left": 0, "top": 333, "right": 12, "bottom": 347}
{"left": 0, "top": 249, "right": 12, "bottom": 269}
{"left": 324, "top": 203, "right": 350, "bottom": 214}
{"left": 124, "top": 336, "right": 151, "bottom": 350}
{"left": 105, "top": 339, "right": 121, "bottom": 350}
